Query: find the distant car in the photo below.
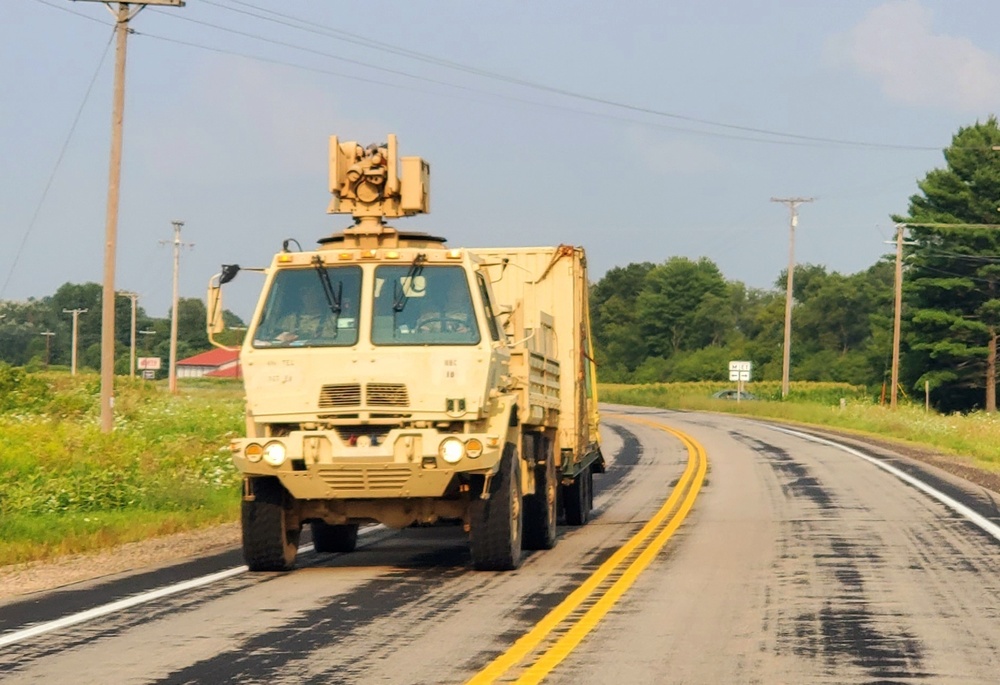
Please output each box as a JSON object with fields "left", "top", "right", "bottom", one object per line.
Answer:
{"left": 711, "top": 389, "right": 757, "bottom": 400}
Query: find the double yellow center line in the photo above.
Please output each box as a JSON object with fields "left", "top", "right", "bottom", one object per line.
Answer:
{"left": 466, "top": 418, "right": 708, "bottom": 684}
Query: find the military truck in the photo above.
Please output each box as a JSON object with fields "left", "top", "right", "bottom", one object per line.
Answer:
{"left": 207, "top": 135, "right": 603, "bottom": 571}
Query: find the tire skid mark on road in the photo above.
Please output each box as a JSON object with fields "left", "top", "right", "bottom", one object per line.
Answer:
{"left": 775, "top": 532, "right": 930, "bottom": 682}
{"left": 0, "top": 527, "right": 393, "bottom": 664}
{"left": 465, "top": 418, "right": 706, "bottom": 685}
{"left": 0, "top": 574, "right": 254, "bottom": 670}
{"left": 156, "top": 547, "right": 476, "bottom": 684}
{"left": 729, "top": 431, "right": 840, "bottom": 511}
{"left": 730, "top": 428, "right": 933, "bottom": 682}
{"left": 0, "top": 565, "right": 253, "bottom": 657}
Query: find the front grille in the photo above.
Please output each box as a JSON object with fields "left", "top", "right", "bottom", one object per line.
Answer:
{"left": 367, "top": 383, "right": 409, "bottom": 407}
{"left": 319, "top": 383, "right": 362, "bottom": 408}
{"left": 334, "top": 425, "right": 392, "bottom": 445}
{"left": 316, "top": 466, "right": 412, "bottom": 492}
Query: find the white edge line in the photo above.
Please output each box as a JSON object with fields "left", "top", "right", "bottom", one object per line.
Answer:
{"left": 0, "top": 565, "right": 248, "bottom": 649}
{"left": 0, "top": 524, "right": 390, "bottom": 649}
{"left": 770, "top": 425, "right": 1000, "bottom": 543}
{"left": 0, "top": 524, "right": 392, "bottom": 648}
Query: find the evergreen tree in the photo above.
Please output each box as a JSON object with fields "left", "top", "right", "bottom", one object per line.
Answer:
{"left": 896, "top": 117, "right": 1000, "bottom": 412}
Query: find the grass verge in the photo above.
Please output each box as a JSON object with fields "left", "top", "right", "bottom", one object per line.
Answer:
{"left": 600, "top": 382, "right": 1000, "bottom": 473}
{"left": 0, "top": 367, "right": 244, "bottom": 568}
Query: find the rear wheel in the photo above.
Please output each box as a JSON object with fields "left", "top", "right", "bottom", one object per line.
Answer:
{"left": 563, "top": 466, "right": 592, "bottom": 526}
{"left": 311, "top": 521, "right": 359, "bottom": 553}
{"left": 469, "top": 443, "right": 523, "bottom": 570}
{"left": 523, "top": 435, "right": 557, "bottom": 550}
{"left": 242, "top": 477, "right": 301, "bottom": 571}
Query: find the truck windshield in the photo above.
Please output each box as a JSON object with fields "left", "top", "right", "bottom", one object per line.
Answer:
{"left": 372, "top": 265, "right": 480, "bottom": 345}
{"left": 252, "top": 266, "right": 362, "bottom": 347}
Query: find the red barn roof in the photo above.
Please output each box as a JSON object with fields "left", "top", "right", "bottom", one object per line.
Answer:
{"left": 178, "top": 348, "right": 240, "bottom": 367}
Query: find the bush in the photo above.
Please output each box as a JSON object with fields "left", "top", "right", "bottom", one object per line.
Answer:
{"left": 0, "top": 362, "right": 52, "bottom": 413}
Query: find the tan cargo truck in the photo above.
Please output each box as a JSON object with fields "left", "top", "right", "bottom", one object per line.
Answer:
{"left": 207, "top": 135, "right": 603, "bottom": 572}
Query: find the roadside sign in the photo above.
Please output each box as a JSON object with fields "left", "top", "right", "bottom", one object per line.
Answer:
{"left": 728, "top": 360, "right": 752, "bottom": 381}
{"left": 137, "top": 357, "right": 162, "bottom": 370}
{"left": 142, "top": 369, "right": 156, "bottom": 380}
{"left": 727, "top": 361, "right": 753, "bottom": 402}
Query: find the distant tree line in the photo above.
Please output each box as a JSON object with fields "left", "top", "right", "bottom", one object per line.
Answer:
{"left": 591, "top": 117, "right": 1000, "bottom": 413}
{"left": 0, "top": 282, "right": 243, "bottom": 375}
{"left": 589, "top": 257, "right": 894, "bottom": 390}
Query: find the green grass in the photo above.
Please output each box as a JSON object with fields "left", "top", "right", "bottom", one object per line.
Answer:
{"left": 600, "top": 382, "right": 1000, "bottom": 472}
{"left": 0, "top": 366, "right": 244, "bottom": 567}
{"left": 0, "top": 501, "right": 237, "bottom": 566}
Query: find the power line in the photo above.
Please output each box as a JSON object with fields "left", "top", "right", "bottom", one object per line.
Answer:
{"left": 51, "top": 0, "right": 960, "bottom": 152}
{"left": 135, "top": 32, "right": 860, "bottom": 149}
{"left": 0, "top": 24, "right": 114, "bottom": 300}
{"left": 198, "top": 0, "right": 938, "bottom": 151}
{"left": 916, "top": 264, "right": 1000, "bottom": 285}
{"left": 31, "top": 0, "right": 112, "bottom": 26}
{"left": 148, "top": 11, "right": 484, "bottom": 94}
{"left": 132, "top": 29, "right": 934, "bottom": 153}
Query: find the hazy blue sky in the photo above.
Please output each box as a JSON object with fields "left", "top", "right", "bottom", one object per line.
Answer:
{"left": 3, "top": 0, "right": 1000, "bottom": 319}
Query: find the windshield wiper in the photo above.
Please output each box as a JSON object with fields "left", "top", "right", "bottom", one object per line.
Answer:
{"left": 312, "top": 256, "right": 342, "bottom": 337}
{"left": 393, "top": 253, "right": 426, "bottom": 313}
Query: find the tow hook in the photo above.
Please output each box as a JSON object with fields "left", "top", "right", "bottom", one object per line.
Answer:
{"left": 479, "top": 472, "right": 493, "bottom": 500}
{"left": 242, "top": 477, "right": 256, "bottom": 502}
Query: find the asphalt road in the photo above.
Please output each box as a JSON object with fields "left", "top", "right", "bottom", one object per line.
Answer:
{"left": 2, "top": 406, "right": 1000, "bottom": 684}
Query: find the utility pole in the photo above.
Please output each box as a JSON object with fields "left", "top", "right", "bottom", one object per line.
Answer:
{"left": 62, "top": 308, "right": 88, "bottom": 375}
{"left": 118, "top": 291, "right": 139, "bottom": 377}
{"left": 887, "top": 224, "right": 918, "bottom": 410}
{"left": 40, "top": 331, "right": 55, "bottom": 368}
{"left": 771, "top": 197, "right": 814, "bottom": 398}
{"left": 890, "top": 224, "right": 904, "bottom": 409}
{"left": 162, "top": 220, "right": 193, "bottom": 394}
{"left": 71, "top": 0, "right": 186, "bottom": 431}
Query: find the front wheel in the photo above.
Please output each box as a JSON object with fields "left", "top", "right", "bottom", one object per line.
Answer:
{"left": 242, "top": 477, "right": 301, "bottom": 572}
{"left": 469, "top": 443, "right": 523, "bottom": 570}
{"left": 311, "top": 521, "right": 359, "bottom": 553}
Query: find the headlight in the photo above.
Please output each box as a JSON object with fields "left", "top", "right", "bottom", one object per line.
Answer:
{"left": 245, "top": 443, "right": 263, "bottom": 463}
{"left": 262, "top": 441, "right": 286, "bottom": 466}
{"left": 439, "top": 437, "right": 465, "bottom": 464}
{"left": 465, "top": 438, "right": 484, "bottom": 458}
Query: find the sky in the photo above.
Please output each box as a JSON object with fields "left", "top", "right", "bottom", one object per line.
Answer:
{"left": 3, "top": 0, "right": 1000, "bottom": 320}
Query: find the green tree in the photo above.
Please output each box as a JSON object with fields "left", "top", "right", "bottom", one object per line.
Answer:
{"left": 637, "top": 257, "right": 729, "bottom": 357}
{"left": 590, "top": 262, "right": 655, "bottom": 379}
{"left": 896, "top": 117, "right": 1000, "bottom": 412}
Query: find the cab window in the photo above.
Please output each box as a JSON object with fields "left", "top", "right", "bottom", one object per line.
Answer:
{"left": 372, "top": 265, "right": 481, "bottom": 345}
{"left": 252, "top": 266, "right": 361, "bottom": 347}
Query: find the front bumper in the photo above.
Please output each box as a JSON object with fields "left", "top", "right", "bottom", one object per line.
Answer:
{"left": 230, "top": 427, "right": 503, "bottom": 500}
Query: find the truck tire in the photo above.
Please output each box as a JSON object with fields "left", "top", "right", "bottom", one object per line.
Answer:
{"left": 523, "top": 437, "right": 557, "bottom": 550}
{"left": 242, "top": 477, "right": 301, "bottom": 572}
{"left": 469, "top": 444, "right": 523, "bottom": 570}
{"left": 311, "top": 521, "right": 359, "bottom": 553}
{"left": 563, "top": 466, "right": 592, "bottom": 526}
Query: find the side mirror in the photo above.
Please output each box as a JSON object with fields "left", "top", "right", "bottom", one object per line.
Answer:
{"left": 207, "top": 276, "right": 225, "bottom": 336}
{"left": 219, "top": 263, "right": 240, "bottom": 285}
